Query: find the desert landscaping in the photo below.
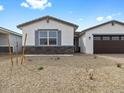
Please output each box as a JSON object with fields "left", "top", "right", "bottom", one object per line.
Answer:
{"left": 0, "top": 54, "right": 124, "bottom": 93}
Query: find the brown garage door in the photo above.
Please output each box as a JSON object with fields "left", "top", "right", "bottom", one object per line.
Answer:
{"left": 94, "top": 35, "right": 124, "bottom": 54}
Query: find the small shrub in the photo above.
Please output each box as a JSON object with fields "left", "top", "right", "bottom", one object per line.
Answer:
{"left": 28, "top": 59, "right": 32, "bottom": 62}
{"left": 55, "top": 57, "right": 60, "bottom": 60}
{"left": 57, "top": 57, "right": 60, "bottom": 60}
{"left": 38, "top": 66, "right": 44, "bottom": 70}
{"left": 88, "top": 69, "right": 95, "bottom": 80}
{"left": 89, "top": 73, "right": 94, "bottom": 80}
{"left": 116, "top": 63, "right": 122, "bottom": 68}
{"left": 93, "top": 55, "right": 97, "bottom": 59}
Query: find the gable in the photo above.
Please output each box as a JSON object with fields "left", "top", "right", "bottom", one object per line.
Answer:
{"left": 80, "top": 20, "right": 124, "bottom": 36}
{"left": 17, "top": 16, "right": 78, "bottom": 30}
{"left": 19, "top": 18, "right": 76, "bottom": 33}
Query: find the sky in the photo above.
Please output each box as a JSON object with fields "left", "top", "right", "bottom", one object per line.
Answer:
{"left": 0, "top": 0, "right": 124, "bottom": 33}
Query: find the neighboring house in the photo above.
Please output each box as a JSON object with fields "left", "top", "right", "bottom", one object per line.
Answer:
{"left": 0, "top": 27, "right": 22, "bottom": 53}
{"left": 17, "top": 16, "right": 78, "bottom": 54}
{"left": 79, "top": 20, "right": 124, "bottom": 54}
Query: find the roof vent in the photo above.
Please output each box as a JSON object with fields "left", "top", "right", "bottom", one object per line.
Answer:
{"left": 46, "top": 17, "right": 50, "bottom": 23}
{"left": 112, "top": 22, "right": 114, "bottom": 26}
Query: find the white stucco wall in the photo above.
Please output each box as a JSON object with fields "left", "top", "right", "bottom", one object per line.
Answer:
{"left": 80, "top": 22, "right": 124, "bottom": 54}
{"left": 79, "top": 34, "right": 86, "bottom": 53}
{"left": 20, "top": 19, "right": 75, "bottom": 46}
{"left": 9, "top": 34, "right": 22, "bottom": 53}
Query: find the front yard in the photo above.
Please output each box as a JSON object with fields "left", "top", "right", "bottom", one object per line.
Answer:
{"left": 0, "top": 54, "right": 124, "bottom": 93}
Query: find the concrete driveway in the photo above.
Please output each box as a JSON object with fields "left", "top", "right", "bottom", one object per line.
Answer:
{"left": 97, "top": 54, "right": 124, "bottom": 63}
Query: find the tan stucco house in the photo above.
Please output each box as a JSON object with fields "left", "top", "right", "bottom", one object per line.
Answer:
{"left": 17, "top": 16, "right": 78, "bottom": 54}
{"left": 17, "top": 15, "right": 124, "bottom": 54}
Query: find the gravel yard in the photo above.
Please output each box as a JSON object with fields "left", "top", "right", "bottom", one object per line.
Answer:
{"left": 0, "top": 54, "right": 124, "bottom": 93}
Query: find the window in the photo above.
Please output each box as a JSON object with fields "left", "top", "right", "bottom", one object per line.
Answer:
{"left": 49, "top": 32, "right": 56, "bottom": 37}
{"left": 121, "top": 36, "right": 124, "bottom": 40}
{"left": 39, "top": 31, "right": 58, "bottom": 46}
{"left": 49, "top": 38, "right": 57, "bottom": 45}
{"left": 39, "top": 31, "right": 47, "bottom": 45}
{"left": 40, "top": 32, "right": 47, "bottom": 37}
{"left": 102, "top": 36, "right": 110, "bottom": 40}
{"left": 49, "top": 31, "right": 57, "bottom": 45}
{"left": 94, "top": 36, "right": 101, "bottom": 40}
{"left": 40, "top": 38, "right": 47, "bottom": 45}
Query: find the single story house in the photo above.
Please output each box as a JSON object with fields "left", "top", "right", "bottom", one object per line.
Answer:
{"left": 17, "top": 15, "right": 124, "bottom": 54}
{"left": 0, "top": 27, "right": 22, "bottom": 53}
{"left": 79, "top": 20, "right": 124, "bottom": 54}
{"left": 17, "top": 16, "right": 78, "bottom": 54}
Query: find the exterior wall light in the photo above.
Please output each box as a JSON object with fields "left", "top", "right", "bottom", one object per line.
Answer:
{"left": 89, "top": 37, "right": 91, "bottom": 40}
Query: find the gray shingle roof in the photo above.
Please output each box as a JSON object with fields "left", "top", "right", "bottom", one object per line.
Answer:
{"left": 0, "top": 27, "right": 22, "bottom": 36}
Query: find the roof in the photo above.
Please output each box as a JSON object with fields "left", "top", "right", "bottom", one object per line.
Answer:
{"left": 81, "top": 20, "right": 124, "bottom": 33}
{"left": 74, "top": 32, "right": 81, "bottom": 37}
{"left": 0, "top": 27, "right": 22, "bottom": 37}
{"left": 17, "top": 15, "right": 79, "bottom": 29}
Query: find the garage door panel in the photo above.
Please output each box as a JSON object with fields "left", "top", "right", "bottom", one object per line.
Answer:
{"left": 94, "top": 35, "right": 124, "bottom": 54}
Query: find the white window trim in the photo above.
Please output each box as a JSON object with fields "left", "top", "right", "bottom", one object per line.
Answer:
{"left": 39, "top": 31, "right": 58, "bottom": 46}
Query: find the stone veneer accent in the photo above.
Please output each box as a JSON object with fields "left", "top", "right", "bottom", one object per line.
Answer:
{"left": 24, "top": 46, "right": 74, "bottom": 54}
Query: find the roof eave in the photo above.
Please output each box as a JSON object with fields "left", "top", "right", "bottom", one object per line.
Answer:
{"left": 81, "top": 20, "right": 124, "bottom": 33}
{"left": 0, "top": 27, "right": 22, "bottom": 37}
{"left": 17, "top": 16, "right": 79, "bottom": 29}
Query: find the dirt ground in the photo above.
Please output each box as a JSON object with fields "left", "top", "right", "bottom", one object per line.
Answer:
{"left": 97, "top": 54, "right": 124, "bottom": 63}
{"left": 0, "top": 54, "right": 124, "bottom": 93}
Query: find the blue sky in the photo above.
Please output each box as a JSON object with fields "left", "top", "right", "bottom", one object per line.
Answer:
{"left": 0, "top": 0, "right": 124, "bottom": 33}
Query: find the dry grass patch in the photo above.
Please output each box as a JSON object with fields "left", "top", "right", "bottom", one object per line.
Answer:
{"left": 0, "top": 54, "right": 123, "bottom": 93}
{"left": 25, "top": 55, "right": 115, "bottom": 69}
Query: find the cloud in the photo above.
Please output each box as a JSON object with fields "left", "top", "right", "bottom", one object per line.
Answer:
{"left": 79, "top": 18, "right": 83, "bottom": 21}
{"left": 21, "top": 2, "right": 29, "bottom": 8}
{"left": 112, "top": 12, "right": 121, "bottom": 16}
{"left": 96, "top": 12, "right": 121, "bottom": 22}
{"left": 21, "top": 0, "right": 52, "bottom": 10}
{"left": 106, "top": 16, "right": 113, "bottom": 20}
{"left": 96, "top": 17, "right": 104, "bottom": 21}
{"left": 0, "top": 5, "right": 4, "bottom": 11}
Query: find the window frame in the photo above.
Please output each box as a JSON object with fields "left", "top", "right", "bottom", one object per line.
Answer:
{"left": 121, "top": 36, "right": 124, "bottom": 40}
{"left": 94, "top": 36, "right": 101, "bottom": 40}
{"left": 39, "top": 30, "right": 58, "bottom": 46}
{"left": 111, "top": 36, "right": 120, "bottom": 40}
{"left": 102, "top": 36, "right": 110, "bottom": 40}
